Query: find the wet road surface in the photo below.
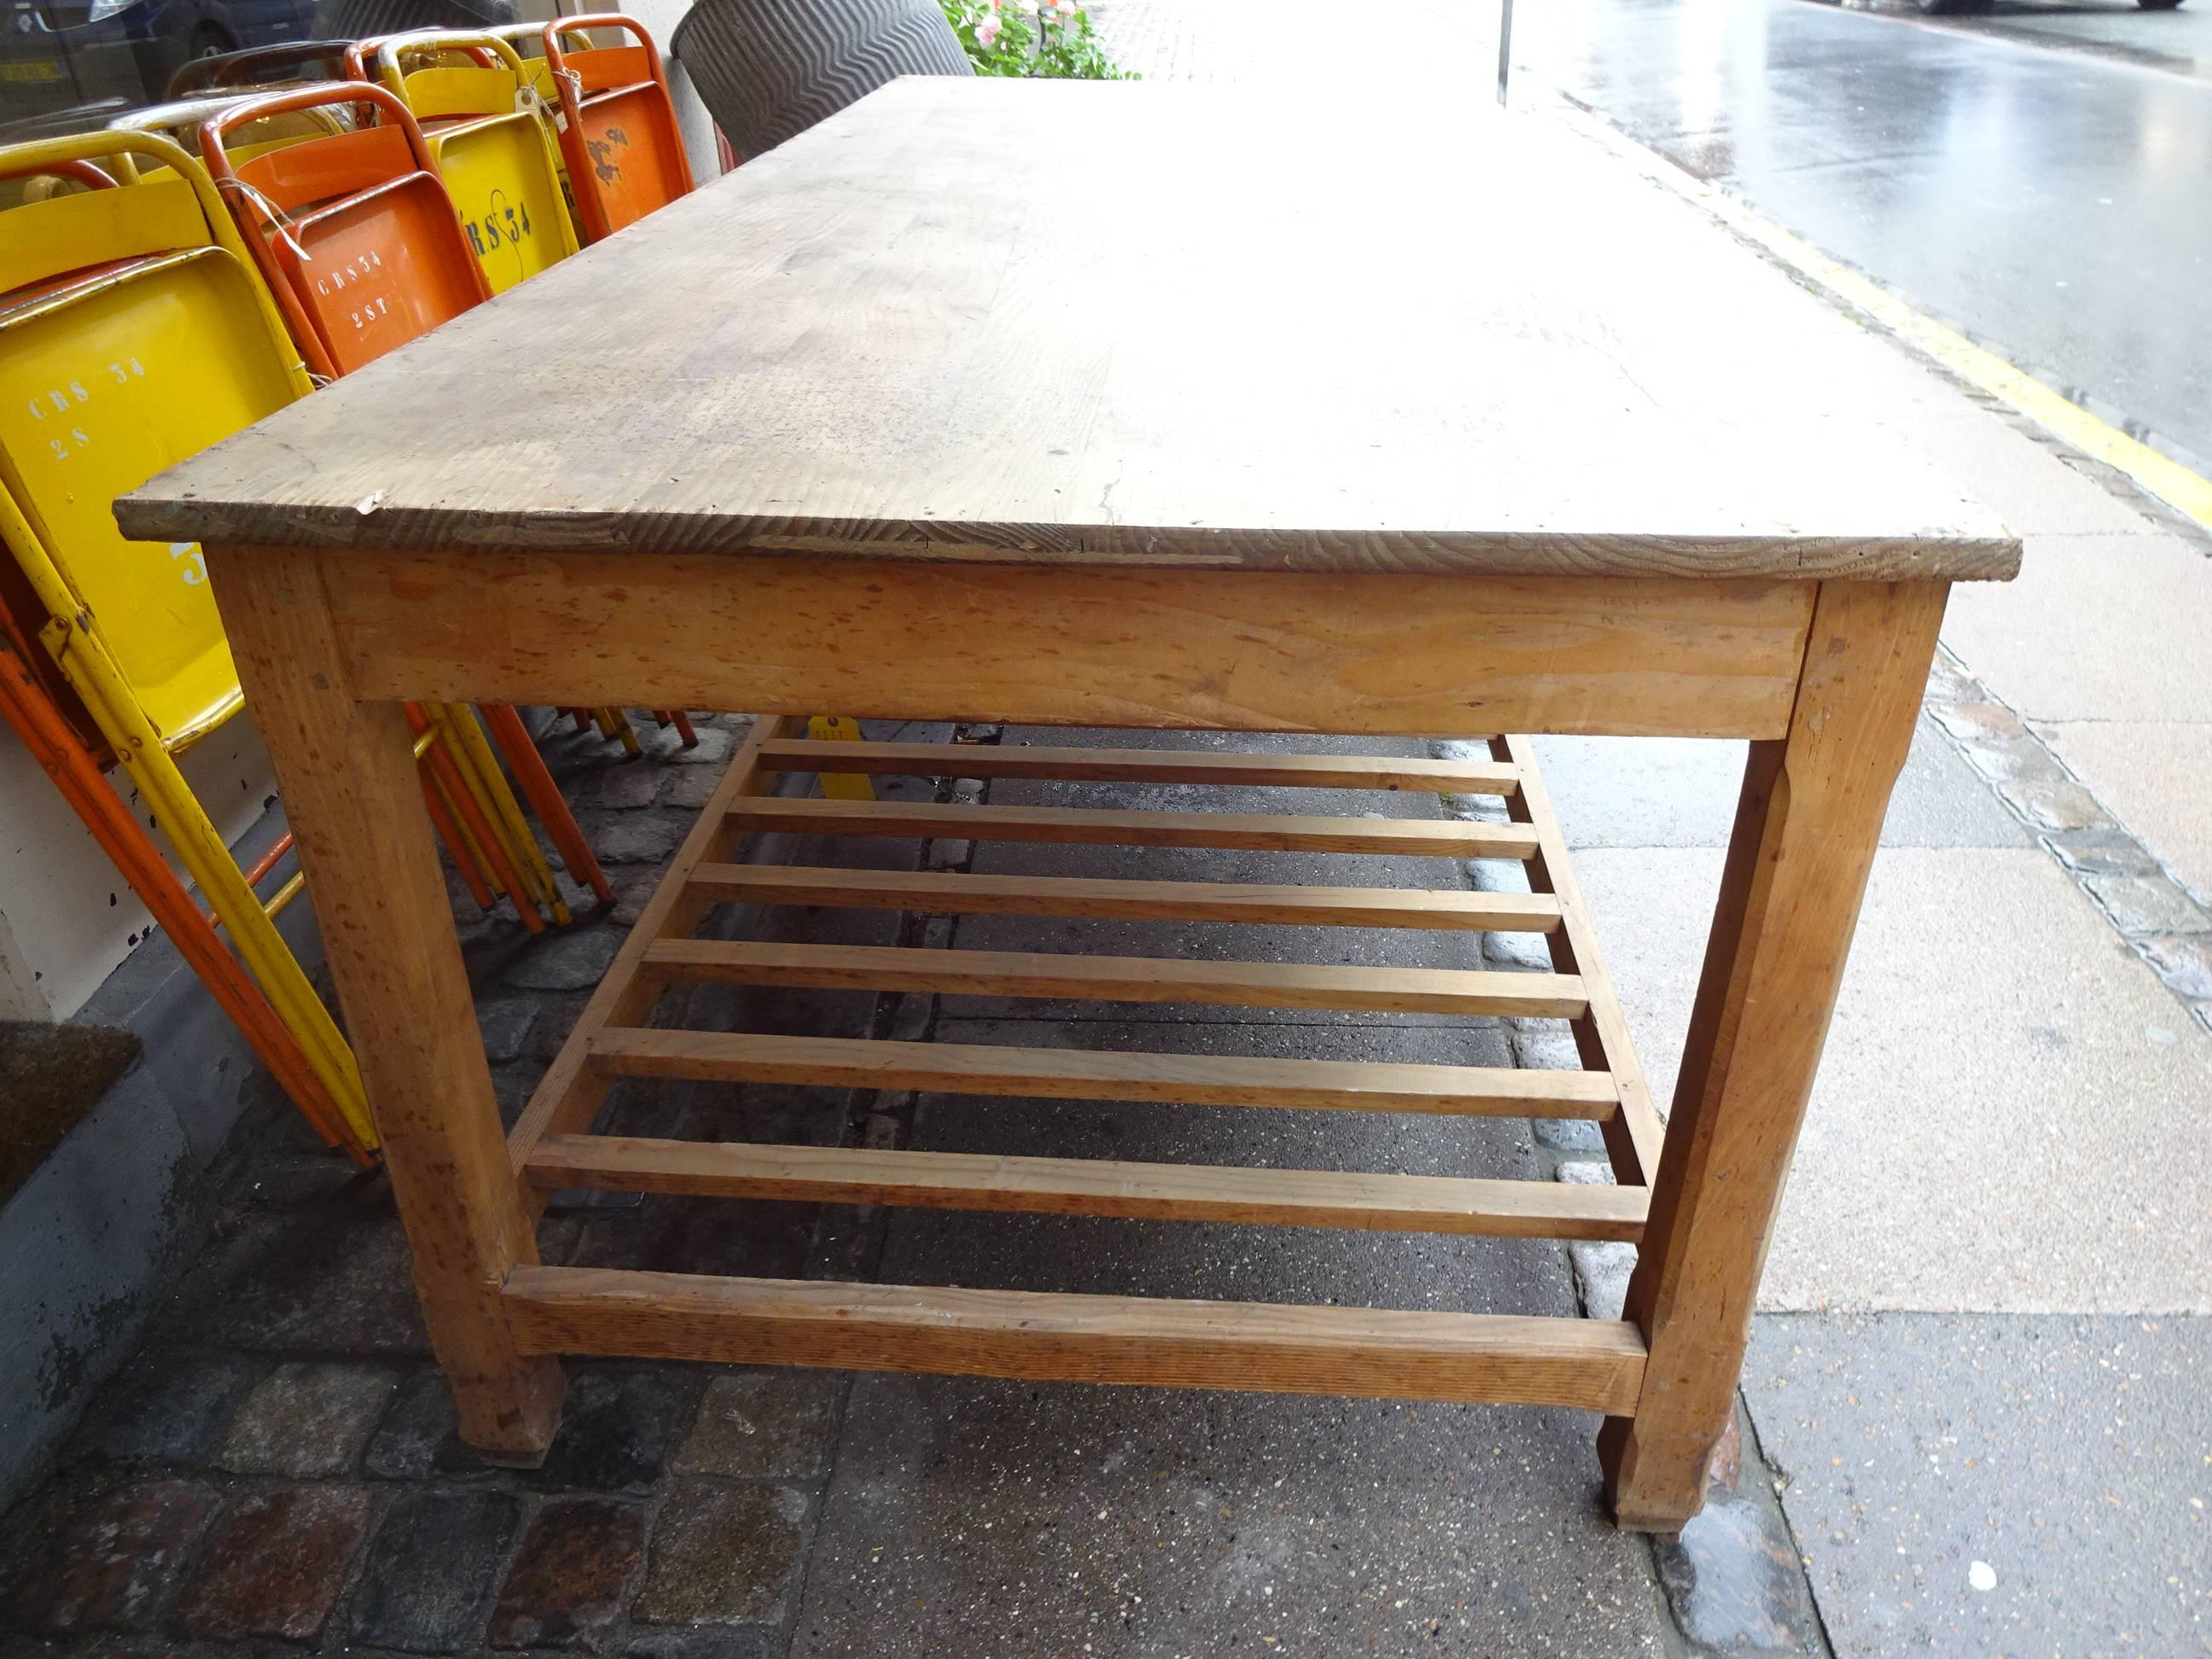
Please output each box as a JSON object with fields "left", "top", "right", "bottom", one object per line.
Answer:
{"left": 1516, "top": 0, "right": 2212, "bottom": 469}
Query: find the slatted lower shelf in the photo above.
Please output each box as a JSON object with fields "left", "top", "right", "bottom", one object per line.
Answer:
{"left": 504, "top": 719, "right": 1668, "bottom": 1407}
{"left": 504, "top": 1266, "right": 1649, "bottom": 1415}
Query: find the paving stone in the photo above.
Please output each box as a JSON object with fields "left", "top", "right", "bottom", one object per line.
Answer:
{"left": 661, "top": 765, "right": 726, "bottom": 812}
{"left": 1953, "top": 731, "right": 2059, "bottom": 789}
{"left": 215, "top": 1361, "right": 399, "bottom": 1477}
{"left": 172, "top": 1484, "right": 375, "bottom": 1643}
{"left": 1570, "top": 1240, "right": 1638, "bottom": 1322}
{"left": 478, "top": 998, "right": 543, "bottom": 1065}
{"left": 1531, "top": 1115, "right": 1605, "bottom": 1151}
{"left": 593, "top": 816, "right": 687, "bottom": 865}
{"left": 506, "top": 926, "right": 625, "bottom": 992}
{"left": 3, "top": 1476, "right": 217, "bottom": 1632}
{"left": 68, "top": 1352, "right": 260, "bottom": 1466}
{"left": 1926, "top": 701, "right": 2028, "bottom": 747}
{"left": 493, "top": 1062, "right": 549, "bottom": 1126}
{"left": 531, "top": 994, "right": 595, "bottom": 1062}
{"left": 524, "top": 1370, "right": 700, "bottom": 1493}
{"left": 486, "top": 1498, "right": 647, "bottom": 1650}
{"left": 1746, "top": 1313, "right": 2212, "bottom": 1657}
{"left": 2041, "top": 826, "right": 2160, "bottom": 876}
{"left": 632, "top": 1481, "right": 808, "bottom": 1627}
{"left": 613, "top": 874, "right": 664, "bottom": 924}
{"left": 1923, "top": 657, "right": 1977, "bottom": 701}
{"left": 1652, "top": 1491, "right": 1822, "bottom": 1654}
{"left": 673, "top": 1371, "right": 840, "bottom": 1481}
{"left": 363, "top": 1368, "right": 478, "bottom": 1481}
{"left": 923, "top": 837, "right": 972, "bottom": 870}
{"left": 2139, "top": 932, "right": 2212, "bottom": 998}
{"left": 349, "top": 1487, "right": 525, "bottom": 1652}
{"left": 587, "top": 764, "right": 666, "bottom": 811}
{"left": 667, "top": 725, "right": 737, "bottom": 765}
{"left": 2081, "top": 872, "right": 2210, "bottom": 936}
{"left": 1998, "top": 776, "right": 2109, "bottom": 833}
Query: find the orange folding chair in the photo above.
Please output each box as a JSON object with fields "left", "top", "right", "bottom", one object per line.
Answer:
{"left": 199, "top": 89, "right": 616, "bottom": 911}
{"left": 541, "top": 14, "right": 696, "bottom": 242}
{"left": 197, "top": 81, "right": 491, "bottom": 381}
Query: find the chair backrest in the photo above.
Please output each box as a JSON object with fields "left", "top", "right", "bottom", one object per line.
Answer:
{"left": 0, "top": 132, "right": 311, "bottom": 749}
{"left": 544, "top": 13, "right": 694, "bottom": 242}
{"left": 672, "top": 0, "right": 970, "bottom": 161}
{"left": 105, "top": 94, "right": 352, "bottom": 185}
{"left": 201, "top": 82, "right": 492, "bottom": 381}
{"left": 369, "top": 30, "right": 581, "bottom": 291}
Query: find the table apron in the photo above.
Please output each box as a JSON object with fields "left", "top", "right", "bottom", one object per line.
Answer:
{"left": 256, "top": 549, "right": 1825, "bottom": 740}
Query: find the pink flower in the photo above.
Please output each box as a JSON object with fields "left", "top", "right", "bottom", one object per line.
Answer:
{"left": 975, "top": 11, "right": 1002, "bottom": 46}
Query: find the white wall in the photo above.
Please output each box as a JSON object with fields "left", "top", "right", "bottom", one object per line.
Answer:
{"left": 0, "top": 716, "right": 279, "bottom": 1022}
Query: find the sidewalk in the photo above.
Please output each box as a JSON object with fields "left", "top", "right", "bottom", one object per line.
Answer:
{"left": 3, "top": 9, "right": 2208, "bottom": 1659}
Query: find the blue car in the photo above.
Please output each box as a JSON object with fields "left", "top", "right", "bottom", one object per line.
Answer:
{"left": 0, "top": 0, "right": 317, "bottom": 127}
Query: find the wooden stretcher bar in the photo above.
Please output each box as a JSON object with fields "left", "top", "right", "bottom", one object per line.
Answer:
{"left": 504, "top": 716, "right": 1661, "bottom": 1405}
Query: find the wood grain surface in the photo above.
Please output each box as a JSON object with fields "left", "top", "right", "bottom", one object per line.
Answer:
{"left": 297, "top": 552, "right": 1822, "bottom": 738}
{"left": 503, "top": 1266, "right": 1651, "bottom": 1412}
{"left": 121, "top": 79, "right": 2014, "bottom": 580}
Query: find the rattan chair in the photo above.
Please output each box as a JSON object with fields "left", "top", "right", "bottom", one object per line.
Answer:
{"left": 672, "top": 0, "right": 969, "bottom": 160}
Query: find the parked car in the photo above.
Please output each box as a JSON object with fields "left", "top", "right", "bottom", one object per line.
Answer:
{"left": 0, "top": 0, "right": 317, "bottom": 127}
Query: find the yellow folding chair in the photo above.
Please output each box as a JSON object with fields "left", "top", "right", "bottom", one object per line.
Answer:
{"left": 358, "top": 30, "right": 581, "bottom": 294}
{"left": 0, "top": 129, "right": 376, "bottom": 1145}
{"left": 102, "top": 92, "right": 354, "bottom": 187}
{"left": 0, "top": 133, "right": 593, "bottom": 1154}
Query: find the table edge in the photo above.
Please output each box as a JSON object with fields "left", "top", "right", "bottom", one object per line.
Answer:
{"left": 119, "top": 498, "right": 2023, "bottom": 582}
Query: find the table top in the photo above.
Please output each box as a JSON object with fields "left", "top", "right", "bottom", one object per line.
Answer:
{"left": 121, "top": 78, "right": 2017, "bottom": 582}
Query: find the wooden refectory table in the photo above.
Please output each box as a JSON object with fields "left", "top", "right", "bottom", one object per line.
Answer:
{"left": 122, "top": 77, "right": 2018, "bottom": 1531}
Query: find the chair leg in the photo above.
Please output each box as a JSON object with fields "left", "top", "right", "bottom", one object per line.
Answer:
{"left": 423, "top": 771, "right": 498, "bottom": 913}
{"left": 480, "top": 703, "right": 615, "bottom": 905}
{"left": 0, "top": 637, "right": 372, "bottom": 1161}
{"left": 408, "top": 706, "right": 546, "bottom": 934}
{"left": 45, "top": 621, "right": 374, "bottom": 1144}
{"left": 434, "top": 704, "right": 570, "bottom": 925}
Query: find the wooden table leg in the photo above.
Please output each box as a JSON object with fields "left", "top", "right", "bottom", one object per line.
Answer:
{"left": 1599, "top": 579, "right": 1947, "bottom": 1531}
{"left": 212, "top": 544, "right": 565, "bottom": 1463}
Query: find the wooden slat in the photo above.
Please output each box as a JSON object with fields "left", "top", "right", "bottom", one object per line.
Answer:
{"left": 757, "top": 739, "right": 1522, "bottom": 795}
{"left": 586, "top": 1029, "right": 1621, "bottom": 1118}
{"left": 685, "top": 863, "right": 1563, "bottom": 934}
{"left": 502, "top": 1265, "right": 1650, "bottom": 1413}
{"left": 506, "top": 714, "right": 806, "bottom": 1184}
{"left": 524, "top": 1134, "right": 1649, "bottom": 1240}
{"left": 1494, "top": 734, "right": 1668, "bottom": 1188}
{"left": 639, "top": 940, "right": 1586, "bottom": 1018}
{"left": 726, "top": 796, "right": 1538, "bottom": 858}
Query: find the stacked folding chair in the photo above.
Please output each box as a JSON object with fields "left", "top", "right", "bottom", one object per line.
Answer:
{"left": 0, "top": 131, "right": 609, "bottom": 1158}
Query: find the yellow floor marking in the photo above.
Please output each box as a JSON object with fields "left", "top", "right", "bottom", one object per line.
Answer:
{"left": 1551, "top": 101, "right": 2212, "bottom": 537}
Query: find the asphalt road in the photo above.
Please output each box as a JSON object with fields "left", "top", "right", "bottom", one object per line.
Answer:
{"left": 1516, "top": 0, "right": 2212, "bottom": 471}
